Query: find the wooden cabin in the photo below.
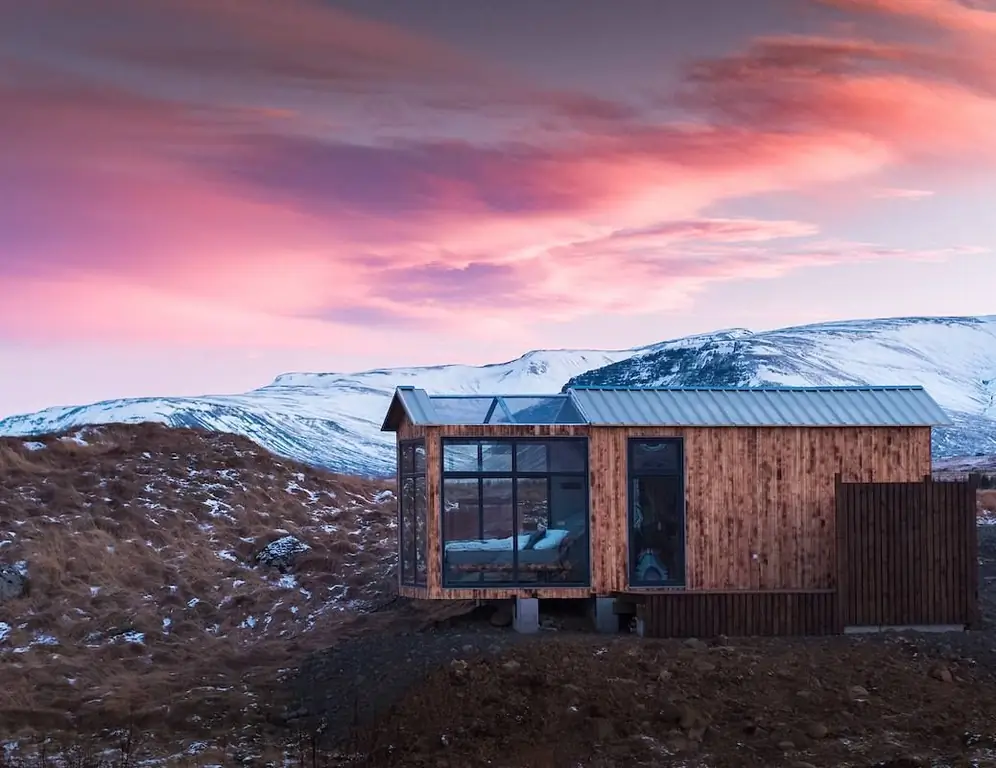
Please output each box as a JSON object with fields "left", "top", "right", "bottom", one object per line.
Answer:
{"left": 380, "top": 385, "right": 950, "bottom": 633}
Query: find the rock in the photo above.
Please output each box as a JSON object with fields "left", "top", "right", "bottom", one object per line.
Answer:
{"left": 777, "top": 740, "right": 796, "bottom": 751}
{"left": 929, "top": 663, "right": 953, "bottom": 683}
{"left": 692, "top": 660, "right": 716, "bottom": 673}
{"left": 255, "top": 536, "right": 309, "bottom": 572}
{"left": 683, "top": 637, "right": 708, "bottom": 651}
{"left": 657, "top": 668, "right": 673, "bottom": 681}
{"left": 0, "top": 565, "right": 27, "bottom": 603}
{"left": 848, "top": 684, "right": 869, "bottom": 700}
{"left": 501, "top": 659, "right": 522, "bottom": 672}
{"left": 790, "top": 762, "right": 818, "bottom": 768}
{"left": 805, "top": 722, "right": 829, "bottom": 740}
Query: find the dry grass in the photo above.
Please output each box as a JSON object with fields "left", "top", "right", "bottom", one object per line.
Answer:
{"left": 980, "top": 489, "right": 996, "bottom": 525}
{"left": 0, "top": 423, "right": 397, "bottom": 760}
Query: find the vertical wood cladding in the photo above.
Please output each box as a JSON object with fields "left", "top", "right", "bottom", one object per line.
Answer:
{"left": 836, "top": 477, "right": 978, "bottom": 628}
{"left": 392, "top": 419, "right": 931, "bottom": 597}
{"left": 587, "top": 426, "right": 931, "bottom": 592}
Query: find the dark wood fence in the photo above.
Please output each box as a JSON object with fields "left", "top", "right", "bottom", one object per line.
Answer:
{"left": 835, "top": 475, "right": 979, "bottom": 629}
{"left": 640, "top": 590, "right": 839, "bottom": 638}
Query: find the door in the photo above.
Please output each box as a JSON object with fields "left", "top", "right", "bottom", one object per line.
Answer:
{"left": 628, "top": 438, "right": 686, "bottom": 587}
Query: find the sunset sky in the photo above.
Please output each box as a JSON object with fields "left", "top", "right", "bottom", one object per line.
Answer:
{"left": 1, "top": 0, "right": 995, "bottom": 416}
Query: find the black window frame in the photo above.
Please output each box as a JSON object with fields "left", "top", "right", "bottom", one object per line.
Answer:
{"left": 627, "top": 437, "right": 686, "bottom": 588}
{"left": 440, "top": 436, "right": 590, "bottom": 588}
{"left": 397, "top": 438, "right": 427, "bottom": 586}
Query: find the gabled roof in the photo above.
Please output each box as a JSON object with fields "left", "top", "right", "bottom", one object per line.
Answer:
{"left": 380, "top": 385, "right": 951, "bottom": 431}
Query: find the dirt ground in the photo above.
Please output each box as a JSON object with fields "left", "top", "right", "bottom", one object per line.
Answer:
{"left": 296, "top": 525, "right": 996, "bottom": 768}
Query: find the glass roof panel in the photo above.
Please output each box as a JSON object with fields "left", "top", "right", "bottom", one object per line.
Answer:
{"left": 488, "top": 395, "right": 585, "bottom": 425}
{"left": 430, "top": 396, "right": 497, "bottom": 424}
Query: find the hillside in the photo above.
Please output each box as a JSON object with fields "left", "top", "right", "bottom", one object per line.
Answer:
{"left": 1, "top": 315, "right": 995, "bottom": 474}
{"left": 0, "top": 350, "right": 631, "bottom": 477}
{"left": 0, "top": 424, "right": 401, "bottom": 754}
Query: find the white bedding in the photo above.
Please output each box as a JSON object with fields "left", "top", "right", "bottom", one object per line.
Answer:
{"left": 445, "top": 528, "right": 570, "bottom": 552}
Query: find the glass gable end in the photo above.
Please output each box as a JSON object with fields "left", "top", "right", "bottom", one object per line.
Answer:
{"left": 425, "top": 395, "right": 585, "bottom": 425}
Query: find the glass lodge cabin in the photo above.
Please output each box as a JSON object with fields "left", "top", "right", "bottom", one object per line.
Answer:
{"left": 380, "top": 385, "right": 949, "bottom": 633}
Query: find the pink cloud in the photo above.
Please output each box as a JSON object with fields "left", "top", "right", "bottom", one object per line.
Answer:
{"left": 0, "top": 0, "right": 991, "bottom": 348}
{"left": 872, "top": 188, "right": 936, "bottom": 199}
{"left": 815, "top": 0, "right": 996, "bottom": 34}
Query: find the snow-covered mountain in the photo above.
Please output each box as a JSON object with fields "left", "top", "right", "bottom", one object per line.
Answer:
{"left": 566, "top": 315, "right": 996, "bottom": 458}
{"left": 1, "top": 315, "right": 994, "bottom": 475}
{"left": 0, "top": 350, "right": 632, "bottom": 476}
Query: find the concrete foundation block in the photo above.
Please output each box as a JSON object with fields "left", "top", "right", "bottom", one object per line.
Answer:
{"left": 593, "top": 596, "right": 618, "bottom": 634}
{"left": 513, "top": 597, "right": 539, "bottom": 634}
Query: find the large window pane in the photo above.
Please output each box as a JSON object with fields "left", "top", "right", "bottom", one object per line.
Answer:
{"left": 441, "top": 437, "right": 590, "bottom": 587}
{"left": 546, "top": 475, "right": 589, "bottom": 584}
{"left": 549, "top": 440, "right": 586, "bottom": 473}
{"left": 400, "top": 443, "right": 415, "bottom": 475}
{"left": 516, "top": 477, "right": 548, "bottom": 533}
{"left": 481, "top": 441, "right": 513, "bottom": 472}
{"left": 479, "top": 478, "right": 515, "bottom": 581}
{"left": 400, "top": 476, "right": 416, "bottom": 585}
{"left": 442, "top": 477, "right": 482, "bottom": 584}
{"left": 414, "top": 476, "right": 427, "bottom": 584}
{"left": 630, "top": 475, "right": 684, "bottom": 586}
{"left": 515, "top": 443, "right": 547, "bottom": 472}
{"left": 444, "top": 442, "right": 478, "bottom": 473}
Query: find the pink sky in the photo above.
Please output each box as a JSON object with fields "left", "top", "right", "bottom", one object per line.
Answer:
{"left": 1, "top": 0, "right": 994, "bottom": 416}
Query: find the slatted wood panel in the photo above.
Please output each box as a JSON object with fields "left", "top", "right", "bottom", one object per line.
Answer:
{"left": 392, "top": 419, "right": 932, "bottom": 599}
{"left": 641, "top": 590, "right": 840, "bottom": 638}
{"left": 836, "top": 477, "right": 979, "bottom": 628}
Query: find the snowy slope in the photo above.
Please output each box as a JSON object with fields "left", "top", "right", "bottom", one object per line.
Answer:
{"left": 2, "top": 315, "right": 994, "bottom": 475}
{"left": 0, "top": 349, "right": 631, "bottom": 476}
{"left": 567, "top": 315, "right": 996, "bottom": 458}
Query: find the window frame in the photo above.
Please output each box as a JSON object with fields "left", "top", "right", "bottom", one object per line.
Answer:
{"left": 440, "top": 436, "right": 591, "bottom": 588}
{"left": 397, "top": 438, "right": 427, "bottom": 586}
{"left": 626, "top": 437, "right": 686, "bottom": 588}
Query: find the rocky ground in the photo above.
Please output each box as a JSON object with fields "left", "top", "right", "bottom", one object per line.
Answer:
{"left": 285, "top": 525, "right": 996, "bottom": 768}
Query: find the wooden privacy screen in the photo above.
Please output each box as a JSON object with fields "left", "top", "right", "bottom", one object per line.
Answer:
{"left": 835, "top": 475, "right": 979, "bottom": 629}
{"left": 641, "top": 590, "right": 839, "bottom": 638}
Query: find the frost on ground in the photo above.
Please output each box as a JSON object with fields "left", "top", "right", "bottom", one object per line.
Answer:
{"left": 0, "top": 422, "right": 397, "bottom": 759}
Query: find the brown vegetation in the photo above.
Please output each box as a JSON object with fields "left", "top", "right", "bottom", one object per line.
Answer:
{"left": 0, "top": 423, "right": 397, "bottom": 756}
{"left": 980, "top": 489, "right": 996, "bottom": 525}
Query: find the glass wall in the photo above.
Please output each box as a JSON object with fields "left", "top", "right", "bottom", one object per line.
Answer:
{"left": 398, "top": 439, "right": 427, "bottom": 586}
{"left": 441, "top": 438, "right": 590, "bottom": 587}
{"left": 627, "top": 438, "right": 685, "bottom": 587}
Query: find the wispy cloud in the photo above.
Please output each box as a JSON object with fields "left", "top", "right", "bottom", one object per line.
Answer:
{"left": 0, "top": 0, "right": 990, "bottom": 347}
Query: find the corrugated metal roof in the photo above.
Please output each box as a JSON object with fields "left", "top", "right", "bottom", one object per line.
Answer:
{"left": 565, "top": 386, "right": 950, "bottom": 427}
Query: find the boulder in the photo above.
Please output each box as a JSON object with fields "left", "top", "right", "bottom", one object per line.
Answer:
{"left": 0, "top": 564, "right": 27, "bottom": 603}
{"left": 255, "top": 535, "right": 310, "bottom": 572}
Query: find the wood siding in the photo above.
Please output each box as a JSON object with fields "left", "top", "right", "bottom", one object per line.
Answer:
{"left": 836, "top": 477, "right": 979, "bottom": 628}
{"left": 640, "top": 590, "right": 840, "bottom": 638}
{"left": 391, "top": 419, "right": 931, "bottom": 599}
{"left": 588, "top": 426, "right": 931, "bottom": 593}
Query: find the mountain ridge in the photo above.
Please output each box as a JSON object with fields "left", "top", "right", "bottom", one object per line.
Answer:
{"left": 3, "top": 314, "right": 995, "bottom": 475}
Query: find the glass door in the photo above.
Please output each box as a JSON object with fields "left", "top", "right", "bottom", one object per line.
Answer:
{"left": 627, "top": 438, "right": 685, "bottom": 587}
